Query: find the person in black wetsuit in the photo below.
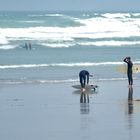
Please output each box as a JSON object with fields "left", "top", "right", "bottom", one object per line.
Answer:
{"left": 79, "top": 70, "right": 90, "bottom": 89}
{"left": 123, "top": 57, "right": 133, "bottom": 86}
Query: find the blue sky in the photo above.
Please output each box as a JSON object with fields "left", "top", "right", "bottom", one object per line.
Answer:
{"left": 0, "top": 0, "right": 140, "bottom": 11}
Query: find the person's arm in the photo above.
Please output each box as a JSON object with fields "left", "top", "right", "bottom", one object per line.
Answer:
{"left": 123, "top": 57, "right": 128, "bottom": 63}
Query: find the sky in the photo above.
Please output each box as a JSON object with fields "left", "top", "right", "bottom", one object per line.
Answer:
{"left": 0, "top": 0, "right": 140, "bottom": 12}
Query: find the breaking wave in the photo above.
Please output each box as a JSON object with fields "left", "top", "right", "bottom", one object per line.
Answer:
{"left": 1, "top": 12, "right": 140, "bottom": 49}
{"left": 0, "top": 61, "right": 140, "bottom": 69}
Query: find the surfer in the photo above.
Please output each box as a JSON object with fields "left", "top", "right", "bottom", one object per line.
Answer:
{"left": 25, "top": 43, "right": 28, "bottom": 50}
{"left": 23, "top": 42, "right": 32, "bottom": 50}
{"left": 79, "top": 70, "right": 92, "bottom": 91}
{"left": 29, "top": 42, "right": 32, "bottom": 50}
{"left": 123, "top": 57, "right": 133, "bottom": 86}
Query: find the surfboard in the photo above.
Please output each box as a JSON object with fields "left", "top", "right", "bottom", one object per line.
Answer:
{"left": 117, "top": 64, "right": 140, "bottom": 74}
{"left": 72, "top": 84, "right": 98, "bottom": 90}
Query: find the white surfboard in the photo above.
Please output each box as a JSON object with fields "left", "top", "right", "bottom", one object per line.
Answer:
{"left": 117, "top": 64, "right": 140, "bottom": 74}
{"left": 72, "top": 84, "right": 98, "bottom": 90}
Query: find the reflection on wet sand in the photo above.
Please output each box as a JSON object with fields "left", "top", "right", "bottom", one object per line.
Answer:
{"left": 128, "top": 87, "right": 133, "bottom": 114}
{"left": 126, "top": 87, "right": 134, "bottom": 140}
{"left": 80, "top": 91, "right": 89, "bottom": 114}
{"left": 80, "top": 92, "right": 89, "bottom": 103}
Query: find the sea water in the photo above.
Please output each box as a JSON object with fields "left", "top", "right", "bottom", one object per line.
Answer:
{"left": 0, "top": 11, "right": 140, "bottom": 85}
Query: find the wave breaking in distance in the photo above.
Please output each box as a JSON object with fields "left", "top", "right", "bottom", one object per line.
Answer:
{"left": 1, "top": 61, "right": 140, "bottom": 69}
{"left": 78, "top": 41, "right": 140, "bottom": 47}
{"left": 28, "top": 13, "right": 64, "bottom": 17}
{"left": 1, "top": 12, "right": 140, "bottom": 49}
{"left": 101, "top": 13, "right": 131, "bottom": 18}
{"left": 0, "top": 45, "right": 17, "bottom": 50}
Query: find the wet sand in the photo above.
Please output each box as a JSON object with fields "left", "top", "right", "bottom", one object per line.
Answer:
{"left": 0, "top": 80, "right": 140, "bottom": 140}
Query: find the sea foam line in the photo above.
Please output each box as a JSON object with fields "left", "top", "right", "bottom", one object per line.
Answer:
{"left": 28, "top": 13, "right": 64, "bottom": 17}
{"left": 1, "top": 77, "right": 139, "bottom": 85}
{"left": 78, "top": 41, "right": 140, "bottom": 47}
{"left": 1, "top": 61, "right": 140, "bottom": 69}
{"left": 0, "top": 45, "right": 17, "bottom": 50}
{"left": 0, "top": 78, "right": 78, "bottom": 85}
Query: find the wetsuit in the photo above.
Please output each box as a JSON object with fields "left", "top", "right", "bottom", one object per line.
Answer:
{"left": 79, "top": 70, "right": 89, "bottom": 88}
{"left": 124, "top": 58, "right": 133, "bottom": 85}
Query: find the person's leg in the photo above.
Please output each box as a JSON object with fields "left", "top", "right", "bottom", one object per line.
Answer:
{"left": 127, "top": 73, "right": 130, "bottom": 85}
{"left": 128, "top": 73, "right": 133, "bottom": 85}
{"left": 83, "top": 77, "right": 86, "bottom": 88}
{"left": 130, "top": 73, "right": 133, "bottom": 85}
{"left": 80, "top": 76, "right": 84, "bottom": 88}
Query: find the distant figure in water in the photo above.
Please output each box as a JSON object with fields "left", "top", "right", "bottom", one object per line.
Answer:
{"left": 25, "top": 43, "right": 28, "bottom": 50}
{"left": 29, "top": 42, "right": 32, "bottom": 50}
{"left": 79, "top": 70, "right": 92, "bottom": 91}
{"left": 123, "top": 57, "right": 133, "bottom": 87}
{"left": 24, "top": 42, "right": 32, "bottom": 50}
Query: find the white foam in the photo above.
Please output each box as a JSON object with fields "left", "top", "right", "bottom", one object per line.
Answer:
{"left": 19, "top": 20, "right": 45, "bottom": 23}
{"left": 0, "top": 37, "right": 9, "bottom": 44}
{"left": 1, "top": 13, "right": 140, "bottom": 48}
{"left": 0, "top": 78, "right": 78, "bottom": 85}
{"left": 28, "top": 13, "right": 64, "bottom": 17}
{"left": 0, "top": 64, "right": 49, "bottom": 69}
{"left": 2, "top": 18, "right": 139, "bottom": 36}
{"left": 0, "top": 45, "right": 17, "bottom": 50}
{"left": 102, "top": 13, "right": 131, "bottom": 18}
{"left": 0, "top": 61, "right": 135, "bottom": 69}
{"left": 78, "top": 41, "right": 140, "bottom": 47}
{"left": 97, "top": 77, "right": 128, "bottom": 81}
{"left": 132, "top": 13, "right": 140, "bottom": 17}
{"left": 41, "top": 43, "right": 74, "bottom": 48}
{"left": 3, "top": 61, "right": 140, "bottom": 69}
{"left": 45, "top": 14, "right": 64, "bottom": 17}
{"left": 0, "top": 77, "right": 136, "bottom": 85}
{"left": 1, "top": 25, "right": 140, "bottom": 44}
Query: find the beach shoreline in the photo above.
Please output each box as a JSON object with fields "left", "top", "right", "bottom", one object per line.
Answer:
{"left": 0, "top": 79, "right": 140, "bottom": 140}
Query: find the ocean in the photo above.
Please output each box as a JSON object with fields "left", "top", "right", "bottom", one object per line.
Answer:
{"left": 0, "top": 11, "right": 140, "bottom": 85}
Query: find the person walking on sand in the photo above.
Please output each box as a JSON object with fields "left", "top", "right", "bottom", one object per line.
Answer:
{"left": 123, "top": 57, "right": 133, "bottom": 87}
{"left": 79, "top": 70, "right": 92, "bottom": 91}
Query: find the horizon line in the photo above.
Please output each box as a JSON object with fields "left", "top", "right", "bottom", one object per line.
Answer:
{"left": 0, "top": 10, "right": 140, "bottom": 13}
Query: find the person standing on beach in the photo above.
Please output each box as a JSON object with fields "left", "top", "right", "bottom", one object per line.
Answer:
{"left": 123, "top": 57, "right": 133, "bottom": 87}
{"left": 79, "top": 70, "right": 92, "bottom": 91}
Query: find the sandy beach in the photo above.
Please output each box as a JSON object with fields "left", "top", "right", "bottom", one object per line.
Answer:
{"left": 0, "top": 80, "right": 140, "bottom": 140}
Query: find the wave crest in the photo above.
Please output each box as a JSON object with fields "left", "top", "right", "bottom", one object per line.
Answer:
{"left": 1, "top": 61, "right": 140, "bottom": 69}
